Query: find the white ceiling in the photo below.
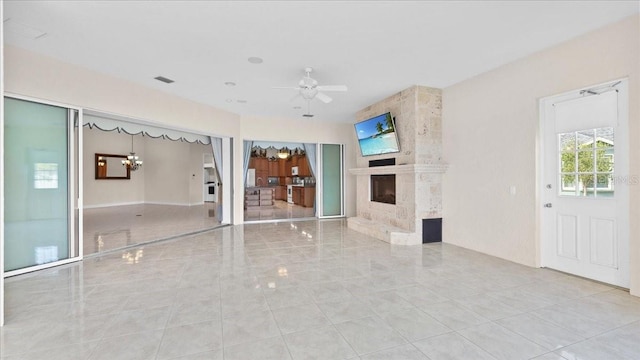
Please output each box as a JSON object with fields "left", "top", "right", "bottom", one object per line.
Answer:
{"left": 3, "top": 1, "right": 639, "bottom": 123}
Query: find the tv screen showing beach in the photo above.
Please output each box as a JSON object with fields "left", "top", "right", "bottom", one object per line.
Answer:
{"left": 354, "top": 113, "right": 400, "bottom": 156}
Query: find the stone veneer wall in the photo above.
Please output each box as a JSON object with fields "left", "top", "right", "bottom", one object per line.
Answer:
{"left": 351, "top": 85, "right": 443, "bottom": 242}
{"left": 356, "top": 85, "right": 442, "bottom": 168}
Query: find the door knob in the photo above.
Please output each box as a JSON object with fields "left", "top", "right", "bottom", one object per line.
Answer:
{"left": 544, "top": 203, "right": 553, "bottom": 208}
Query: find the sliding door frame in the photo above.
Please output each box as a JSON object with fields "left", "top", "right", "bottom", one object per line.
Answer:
{"left": 3, "top": 94, "right": 84, "bottom": 278}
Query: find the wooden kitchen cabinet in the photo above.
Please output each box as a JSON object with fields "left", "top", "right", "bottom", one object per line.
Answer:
{"left": 292, "top": 186, "right": 315, "bottom": 207}
{"left": 268, "top": 160, "right": 278, "bottom": 177}
{"left": 297, "top": 155, "right": 310, "bottom": 176}
{"left": 256, "top": 170, "right": 268, "bottom": 186}
{"left": 274, "top": 185, "right": 284, "bottom": 200}
{"left": 285, "top": 159, "right": 292, "bottom": 177}
{"left": 249, "top": 157, "right": 269, "bottom": 186}
{"left": 278, "top": 159, "right": 286, "bottom": 177}
{"left": 292, "top": 187, "right": 302, "bottom": 205}
{"left": 254, "top": 157, "right": 268, "bottom": 172}
{"left": 302, "top": 187, "right": 315, "bottom": 207}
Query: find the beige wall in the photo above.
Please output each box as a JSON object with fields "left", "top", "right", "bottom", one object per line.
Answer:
{"left": 83, "top": 128, "right": 145, "bottom": 207}
{"left": 83, "top": 127, "right": 212, "bottom": 207}
{"left": 442, "top": 15, "right": 640, "bottom": 295}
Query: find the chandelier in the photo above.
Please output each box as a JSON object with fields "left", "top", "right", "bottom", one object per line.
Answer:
{"left": 277, "top": 147, "right": 290, "bottom": 159}
{"left": 122, "top": 135, "right": 143, "bottom": 171}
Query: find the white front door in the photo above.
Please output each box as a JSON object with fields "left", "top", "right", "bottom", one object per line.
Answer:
{"left": 541, "top": 80, "right": 629, "bottom": 288}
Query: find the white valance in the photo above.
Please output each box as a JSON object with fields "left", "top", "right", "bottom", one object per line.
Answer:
{"left": 83, "top": 114, "right": 211, "bottom": 145}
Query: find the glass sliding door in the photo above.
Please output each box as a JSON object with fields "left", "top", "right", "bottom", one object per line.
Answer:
{"left": 3, "top": 97, "right": 81, "bottom": 274}
{"left": 319, "top": 144, "right": 344, "bottom": 217}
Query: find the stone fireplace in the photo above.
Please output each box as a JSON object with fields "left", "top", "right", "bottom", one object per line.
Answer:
{"left": 348, "top": 85, "right": 447, "bottom": 245}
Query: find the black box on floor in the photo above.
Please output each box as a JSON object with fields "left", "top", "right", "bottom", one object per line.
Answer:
{"left": 422, "top": 218, "right": 442, "bottom": 243}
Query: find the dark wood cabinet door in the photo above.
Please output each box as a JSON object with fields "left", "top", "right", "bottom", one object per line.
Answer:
{"left": 298, "top": 156, "right": 310, "bottom": 176}
{"left": 268, "top": 161, "right": 278, "bottom": 177}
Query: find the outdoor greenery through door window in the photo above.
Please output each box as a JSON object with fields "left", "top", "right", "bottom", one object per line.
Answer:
{"left": 558, "top": 127, "right": 614, "bottom": 197}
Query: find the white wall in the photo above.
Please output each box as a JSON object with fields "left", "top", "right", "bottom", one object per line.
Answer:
{"left": 442, "top": 15, "right": 640, "bottom": 295}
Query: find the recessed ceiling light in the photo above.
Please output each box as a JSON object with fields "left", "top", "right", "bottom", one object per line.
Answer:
{"left": 247, "top": 57, "right": 263, "bottom": 64}
{"left": 224, "top": 82, "right": 236, "bottom": 86}
{"left": 226, "top": 99, "right": 233, "bottom": 103}
{"left": 154, "top": 76, "right": 174, "bottom": 84}
{"left": 293, "top": 106, "right": 301, "bottom": 109}
{"left": 236, "top": 99, "right": 248, "bottom": 104}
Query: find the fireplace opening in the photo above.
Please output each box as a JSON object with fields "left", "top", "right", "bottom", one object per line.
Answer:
{"left": 371, "top": 174, "right": 396, "bottom": 204}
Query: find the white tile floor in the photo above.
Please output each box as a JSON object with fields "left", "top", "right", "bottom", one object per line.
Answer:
{"left": 83, "top": 203, "right": 222, "bottom": 255}
{"left": 2, "top": 219, "right": 640, "bottom": 359}
{"left": 244, "top": 200, "right": 315, "bottom": 222}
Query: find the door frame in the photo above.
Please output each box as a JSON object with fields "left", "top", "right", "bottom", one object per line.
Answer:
{"left": 3, "top": 93, "right": 85, "bottom": 278}
{"left": 537, "top": 78, "right": 630, "bottom": 286}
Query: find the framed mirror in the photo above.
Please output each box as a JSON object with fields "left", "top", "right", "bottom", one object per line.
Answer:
{"left": 95, "top": 153, "right": 130, "bottom": 179}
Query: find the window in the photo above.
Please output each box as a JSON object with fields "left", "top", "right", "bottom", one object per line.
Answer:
{"left": 34, "top": 162, "right": 59, "bottom": 189}
{"left": 558, "top": 127, "right": 614, "bottom": 197}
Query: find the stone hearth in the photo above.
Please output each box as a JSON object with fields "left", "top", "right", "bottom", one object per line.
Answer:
{"left": 348, "top": 86, "right": 446, "bottom": 245}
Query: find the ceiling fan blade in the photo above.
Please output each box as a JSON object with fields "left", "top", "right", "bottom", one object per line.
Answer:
{"left": 317, "top": 85, "right": 347, "bottom": 92}
{"left": 315, "top": 92, "right": 333, "bottom": 103}
{"left": 272, "top": 86, "right": 301, "bottom": 90}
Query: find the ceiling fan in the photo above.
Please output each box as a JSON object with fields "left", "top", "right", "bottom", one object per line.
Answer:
{"left": 273, "top": 67, "right": 348, "bottom": 106}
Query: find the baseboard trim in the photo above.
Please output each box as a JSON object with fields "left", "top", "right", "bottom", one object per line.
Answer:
{"left": 83, "top": 201, "right": 206, "bottom": 209}
{"left": 83, "top": 201, "right": 144, "bottom": 209}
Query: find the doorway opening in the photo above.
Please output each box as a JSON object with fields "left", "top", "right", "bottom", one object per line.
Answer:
{"left": 243, "top": 141, "right": 316, "bottom": 222}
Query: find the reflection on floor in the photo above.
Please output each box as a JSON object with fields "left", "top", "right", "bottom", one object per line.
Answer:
{"left": 2, "top": 219, "right": 639, "bottom": 359}
{"left": 245, "top": 200, "right": 315, "bottom": 222}
{"left": 83, "top": 203, "right": 221, "bottom": 256}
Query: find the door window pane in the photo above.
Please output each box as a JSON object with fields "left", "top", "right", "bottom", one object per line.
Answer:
{"left": 577, "top": 150, "right": 594, "bottom": 173}
{"left": 560, "top": 174, "right": 577, "bottom": 196}
{"left": 576, "top": 129, "right": 594, "bottom": 147}
{"left": 557, "top": 127, "right": 614, "bottom": 198}
{"left": 560, "top": 152, "right": 576, "bottom": 173}
{"left": 559, "top": 132, "right": 576, "bottom": 152}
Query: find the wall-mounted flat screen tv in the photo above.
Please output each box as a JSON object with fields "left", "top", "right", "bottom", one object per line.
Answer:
{"left": 354, "top": 112, "right": 400, "bottom": 157}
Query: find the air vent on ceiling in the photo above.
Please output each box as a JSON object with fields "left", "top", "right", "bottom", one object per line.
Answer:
{"left": 154, "top": 76, "right": 175, "bottom": 84}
